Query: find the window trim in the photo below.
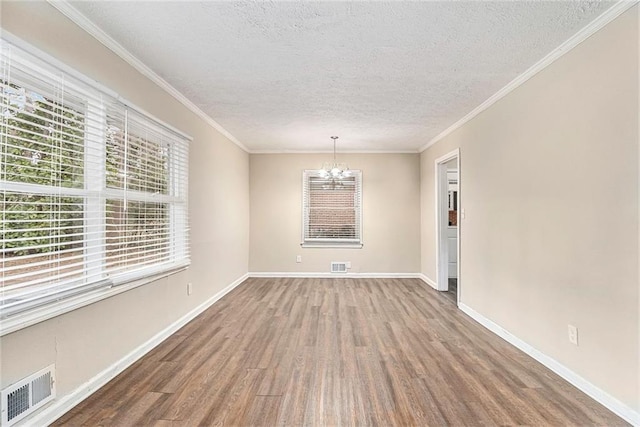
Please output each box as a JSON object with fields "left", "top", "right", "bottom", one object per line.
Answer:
{"left": 0, "top": 34, "right": 191, "bottom": 336}
{"left": 0, "top": 264, "right": 188, "bottom": 336}
{"left": 301, "top": 169, "right": 363, "bottom": 249}
{"left": 1, "top": 31, "right": 192, "bottom": 142}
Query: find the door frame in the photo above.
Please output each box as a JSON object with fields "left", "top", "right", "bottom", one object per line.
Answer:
{"left": 434, "top": 148, "right": 461, "bottom": 304}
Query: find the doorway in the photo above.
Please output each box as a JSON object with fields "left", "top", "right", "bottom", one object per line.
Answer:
{"left": 435, "top": 149, "right": 460, "bottom": 305}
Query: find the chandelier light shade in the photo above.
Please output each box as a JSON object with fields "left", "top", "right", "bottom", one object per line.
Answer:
{"left": 319, "top": 136, "right": 351, "bottom": 179}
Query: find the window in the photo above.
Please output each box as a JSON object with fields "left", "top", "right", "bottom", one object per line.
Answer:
{"left": 0, "top": 38, "right": 189, "bottom": 325}
{"left": 302, "top": 170, "right": 362, "bottom": 248}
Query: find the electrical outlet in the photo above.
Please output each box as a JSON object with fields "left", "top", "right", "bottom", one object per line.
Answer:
{"left": 296, "top": 255, "right": 302, "bottom": 263}
{"left": 187, "top": 282, "right": 192, "bottom": 296}
{"left": 345, "top": 261, "right": 351, "bottom": 269}
{"left": 568, "top": 324, "right": 578, "bottom": 345}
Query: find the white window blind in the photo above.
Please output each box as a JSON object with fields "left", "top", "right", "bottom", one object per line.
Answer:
{"left": 302, "top": 170, "right": 362, "bottom": 248}
{"left": 0, "top": 38, "right": 190, "bottom": 320}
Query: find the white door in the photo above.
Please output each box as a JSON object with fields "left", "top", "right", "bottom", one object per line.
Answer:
{"left": 435, "top": 148, "right": 460, "bottom": 298}
{"left": 447, "top": 226, "right": 457, "bottom": 278}
{"left": 446, "top": 170, "right": 458, "bottom": 279}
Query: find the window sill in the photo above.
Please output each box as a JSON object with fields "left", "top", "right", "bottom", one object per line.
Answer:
{"left": 0, "top": 263, "right": 189, "bottom": 337}
{"left": 301, "top": 242, "right": 363, "bottom": 249}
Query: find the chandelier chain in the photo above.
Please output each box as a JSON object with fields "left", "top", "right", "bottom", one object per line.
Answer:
{"left": 320, "top": 136, "right": 350, "bottom": 180}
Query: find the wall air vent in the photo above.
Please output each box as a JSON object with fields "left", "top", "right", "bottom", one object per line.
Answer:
{"left": 1, "top": 365, "right": 55, "bottom": 426}
{"left": 331, "top": 262, "right": 348, "bottom": 273}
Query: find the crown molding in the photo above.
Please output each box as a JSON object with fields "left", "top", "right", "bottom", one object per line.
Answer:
{"left": 419, "top": 0, "right": 639, "bottom": 153}
{"left": 47, "top": 0, "right": 250, "bottom": 153}
{"left": 46, "top": 0, "right": 637, "bottom": 156}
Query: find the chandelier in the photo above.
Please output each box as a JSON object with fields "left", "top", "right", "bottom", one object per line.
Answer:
{"left": 319, "top": 136, "right": 351, "bottom": 180}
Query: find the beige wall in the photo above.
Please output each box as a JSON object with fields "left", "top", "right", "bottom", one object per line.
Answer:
{"left": 0, "top": 0, "right": 250, "bottom": 401}
{"left": 421, "top": 6, "right": 639, "bottom": 411}
{"left": 250, "top": 154, "right": 421, "bottom": 273}
{"left": 2, "top": 0, "right": 638, "bottom": 421}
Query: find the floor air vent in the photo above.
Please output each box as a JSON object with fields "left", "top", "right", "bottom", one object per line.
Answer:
{"left": 1, "top": 365, "right": 55, "bottom": 426}
{"left": 331, "top": 262, "right": 348, "bottom": 273}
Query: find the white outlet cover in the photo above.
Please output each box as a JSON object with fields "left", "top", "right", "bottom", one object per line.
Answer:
{"left": 568, "top": 324, "right": 578, "bottom": 345}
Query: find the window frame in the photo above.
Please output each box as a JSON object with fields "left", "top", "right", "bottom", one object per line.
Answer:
{"left": 0, "top": 35, "right": 191, "bottom": 336}
{"left": 301, "top": 169, "right": 363, "bottom": 249}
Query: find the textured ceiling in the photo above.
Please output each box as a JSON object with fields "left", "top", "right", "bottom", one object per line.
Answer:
{"left": 69, "top": 1, "right": 614, "bottom": 152}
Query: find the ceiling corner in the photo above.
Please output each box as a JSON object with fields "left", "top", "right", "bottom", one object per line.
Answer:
{"left": 45, "top": 0, "right": 249, "bottom": 153}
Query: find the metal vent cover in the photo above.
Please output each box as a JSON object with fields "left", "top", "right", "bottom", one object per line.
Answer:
{"left": 331, "top": 262, "right": 348, "bottom": 273}
{"left": 1, "top": 365, "right": 55, "bottom": 426}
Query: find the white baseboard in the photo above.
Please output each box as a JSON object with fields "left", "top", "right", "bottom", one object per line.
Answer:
{"left": 24, "top": 273, "right": 637, "bottom": 426}
{"left": 459, "top": 303, "right": 640, "bottom": 427}
{"left": 248, "top": 272, "right": 421, "bottom": 279}
{"left": 22, "top": 273, "right": 250, "bottom": 427}
{"left": 418, "top": 273, "right": 438, "bottom": 290}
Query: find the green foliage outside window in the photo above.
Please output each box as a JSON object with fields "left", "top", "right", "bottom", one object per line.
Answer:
{"left": 1, "top": 84, "right": 85, "bottom": 256}
{"left": 2, "top": 84, "right": 172, "bottom": 261}
{"left": 105, "top": 120, "right": 169, "bottom": 195}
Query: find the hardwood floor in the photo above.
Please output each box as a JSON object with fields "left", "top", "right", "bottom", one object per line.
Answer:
{"left": 54, "top": 278, "right": 628, "bottom": 426}
{"left": 443, "top": 278, "right": 457, "bottom": 304}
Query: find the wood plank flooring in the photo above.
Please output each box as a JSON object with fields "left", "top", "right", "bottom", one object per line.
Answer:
{"left": 443, "top": 278, "right": 457, "bottom": 304}
{"left": 54, "top": 278, "right": 628, "bottom": 426}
